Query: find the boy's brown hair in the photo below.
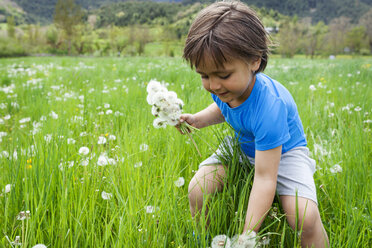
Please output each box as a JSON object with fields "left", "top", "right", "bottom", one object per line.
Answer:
{"left": 183, "top": 1, "right": 271, "bottom": 73}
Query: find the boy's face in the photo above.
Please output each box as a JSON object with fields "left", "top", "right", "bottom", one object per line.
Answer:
{"left": 196, "top": 56, "right": 261, "bottom": 108}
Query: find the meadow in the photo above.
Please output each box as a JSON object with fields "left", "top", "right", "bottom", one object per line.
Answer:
{"left": 0, "top": 56, "right": 371, "bottom": 247}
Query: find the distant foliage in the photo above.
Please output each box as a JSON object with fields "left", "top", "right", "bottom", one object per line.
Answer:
{"left": 96, "top": 2, "right": 185, "bottom": 27}
{"left": 8, "top": 0, "right": 372, "bottom": 25}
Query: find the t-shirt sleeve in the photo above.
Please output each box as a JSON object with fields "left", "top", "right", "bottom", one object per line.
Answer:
{"left": 253, "top": 98, "right": 290, "bottom": 151}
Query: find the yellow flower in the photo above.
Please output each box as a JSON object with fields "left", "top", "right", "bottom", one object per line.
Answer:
{"left": 362, "top": 63, "right": 371, "bottom": 69}
{"left": 27, "top": 159, "right": 32, "bottom": 164}
{"left": 26, "top": 164, "right": 32, "bottom": 169}
{"left": 105, "top": 133, "right": 109, "bottom": 137}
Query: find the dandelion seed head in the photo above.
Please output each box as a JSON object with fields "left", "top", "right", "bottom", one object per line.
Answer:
{"left": 67, "top": 138, "right": 76, "bottom": 145}
{"left": 140, "top": 143, "right": 149, "bottom": 152}
{"left": 80, "top": 158, "right": 89, "bottom": 166}
{"left": 50, "top": 111, "right": 58, "bottom": 119}
{"left": 153, "top": 117, "right": 167, "bottom": 128}
{"left": 146, "top": 205, "right": 155, "bottom": 213}
{"left": 101, "top": 191, "right": 112, "bottom": 200}
{"left": 3, "top": 184, "right": 11, "bottom": 194}
{"left": 134, "top": 161, "right": 143, "bottom": 168}
{"left": 97, "top": 136, "right": 107, "bottom": 145}
{"left": 79, "top": 146, "right": 90, "bottom": 156}
{"left": 174, "top": 177, "right": 185, "bottom": 187}
{"left": 97, "top": 153, "right": 109, "bottom": 166}
{"left": 19, "top": 117, "right": 31, "bottom": 124}
{"left": 354, "top": 106, "right": 362, "bottom": 112}
{"left": 16, "top": 210, "right": 31, "bottom": 220}
{"left": 211, "top": 235, "right": 231, "bottom": 248}
{"left": 231, "top": 231, "right": 256, "bottom": 248}
{"left": 330, "top": 164, "right": 342, "bottom": 174}
{"left": 32, "top": 244, "right": 47, "bottom": 248}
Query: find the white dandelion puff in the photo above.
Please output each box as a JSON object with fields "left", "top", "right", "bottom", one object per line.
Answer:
{"left": 211, "top": 235, "right": 231, "bottom": 248}
{"left": 50, "top": 111, "right": 58, "bottom": 119}
{"left": 11, "top": 236, "right": 21, "bottom": 246}
{"left": 32, "top": 244, "right": 47, "bottom": 248}
{"left": 330, "top": 164, "right": 342, "bottom": 174}
{"left": 153, "top": 117, "right": 167, "bottom": 128}
{"left": 44, "top": 134, "right": 52, "bottom": 143}
{"left": 147, "top": 80, "right": 184, "bottom": 127}
{"left": 108, "top": 135, "right": 116, "bottom": 141}
{"left": 146, "top": 205, "right": 155, "bottom": 213}
{"left": 134, "top": 161, "right": 143, "bottom": 168}
{"left": 174, "top": 177, "right": 185, "bottom": 187}
{"left": 79, "top": 146, "right": 90, "bottom": 156}
{"left": 16, "top": 210, "right": 31, "bottom": 220}
{"left": 104, "top": 103, "right": 110, "bottom": 109}
{"left": 354, "top": 106, "right": 362, "bottom": 112}
{"left": 309, "top": 85, "right": 316, "bottom": 91}
{"left": 140, "top": 143, "right": 149, "bottom": 152}
{"left": 67, "top": 138, "right": 76, "bottom": 145}
{"left": 101, "top": 191, "right": 112, "bottom": 200}
{"left": 231, "top": 231, "right": 256, "bottom": 248}
{"left": 80, "top": 158, "right": 89, "bottom": 166}
{"left": 19, "top": 117, "right": 31, "bottom": 124}
{"left": 108, "top": 158, "right": 117, "bottom": 165}
{"left": 97, "top": 153, "right": 109, "bottom": 166}
{"left": 3, "top": 184, "right": 11, "bottom": 194}
{"left": 97, "top": 136, "right": 107, "bottom": 145}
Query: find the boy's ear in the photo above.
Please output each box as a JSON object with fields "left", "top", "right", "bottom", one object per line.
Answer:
{"left": 251, "top": 57, "right": 261, "bottom": 72}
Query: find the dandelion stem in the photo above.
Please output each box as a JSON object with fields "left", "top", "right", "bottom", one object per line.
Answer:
{"left": 180, "top": 124, "right": 202, "bottom": 158}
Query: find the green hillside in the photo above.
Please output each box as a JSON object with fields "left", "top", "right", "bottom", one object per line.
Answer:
{"left": 1, "top": 0, "right": 371, "bottom": 25}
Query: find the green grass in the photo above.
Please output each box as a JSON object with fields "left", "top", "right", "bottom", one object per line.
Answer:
{"left": 0, "top": 56, "right": 371, "bottom": 247}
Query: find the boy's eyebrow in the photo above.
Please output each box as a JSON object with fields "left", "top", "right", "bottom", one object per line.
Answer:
{"left": 196, "top": 69, "right": 231, "bottom": 74}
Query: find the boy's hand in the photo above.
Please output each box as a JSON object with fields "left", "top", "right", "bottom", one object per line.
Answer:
{"left": 176, "top": 114, "right": 197, "bottom": 134}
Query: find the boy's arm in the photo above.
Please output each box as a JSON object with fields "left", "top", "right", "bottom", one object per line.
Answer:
{"left": 180, "top": 102, "right": 225, "bottom": 129}
{"left": 242, "top": 145, "right": 282, "bottom": 233}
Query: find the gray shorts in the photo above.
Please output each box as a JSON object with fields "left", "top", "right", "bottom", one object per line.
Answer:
{"left": 199, "top": 137, "right": 318, "bottom": 204}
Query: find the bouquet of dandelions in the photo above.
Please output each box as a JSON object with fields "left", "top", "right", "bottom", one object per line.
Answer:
{"left": 147, "top": 79, "right": 201, "bottom": 157}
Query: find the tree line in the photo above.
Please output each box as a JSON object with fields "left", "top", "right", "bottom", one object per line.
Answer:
{"left": 0, "top": 0, "right": 371, "bottom": 58}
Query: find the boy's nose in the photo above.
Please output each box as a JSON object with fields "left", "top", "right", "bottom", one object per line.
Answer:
{"left": 209, "top": 77, "right": 221, "bottom": 91}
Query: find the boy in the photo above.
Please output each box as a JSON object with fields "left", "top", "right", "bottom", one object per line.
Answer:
{"left": 178, "top": 1, "right": 329, "bottom": 247}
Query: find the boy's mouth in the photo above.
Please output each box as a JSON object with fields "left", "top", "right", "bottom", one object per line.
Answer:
{"left": 217, "top": 92, "right": 228, "bottom": 96}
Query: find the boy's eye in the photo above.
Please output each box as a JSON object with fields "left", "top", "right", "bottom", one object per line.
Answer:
{"left": 220, "top": 74, "right": 231, "bottom": 79}
{"left": 201, "top": 75, "right": 209, "bottom": 79}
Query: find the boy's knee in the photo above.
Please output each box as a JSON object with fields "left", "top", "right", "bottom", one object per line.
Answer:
{"left": 188, "top": 176, "right": 200, "bottom": 200}
{"left": 299, "top": 206, "right": 319, "bottom": 234}
{"left": 188, "top": 165, "right": 226, "bottom": 201}
{"left": 281, "top": 196, "right": 320, "bottom": 232}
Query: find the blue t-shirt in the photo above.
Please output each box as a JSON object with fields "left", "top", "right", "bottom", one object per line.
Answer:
{"left": 212, "top": 73, "right": 307, "bottom": 158}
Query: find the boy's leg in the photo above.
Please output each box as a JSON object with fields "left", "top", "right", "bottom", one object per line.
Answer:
{"left": 188, "top": 165, "right": 226, "bottom": 220}
{"left": 280, "top": 195, "right": 329, "bottom": 248}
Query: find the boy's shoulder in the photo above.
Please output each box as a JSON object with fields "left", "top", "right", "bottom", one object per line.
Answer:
{"left": 255, "top": 73, "right": 291, "bottom": 101}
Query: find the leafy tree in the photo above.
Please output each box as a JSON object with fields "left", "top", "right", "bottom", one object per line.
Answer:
{"left": 346, "top": 26, "right": 367, "bottom": 54}
{"left": 7, "top": 16, "right": 15, "bottom": 38}
{"left": 327, "top": 17, "right": 351, "bottom": 55}
{"left": 108, "top": 26, "right": 129, "bottom": 56}
{"left": 53, "top": 0, "right": 83, "bottom": 54}
{"left": 46, "top": 25, "right": 63, "bottom": 51}
{"left": 359, "top": 9, "right": 372, "bottom": 53}
{"left": 72, "top": 24, "right": 92, "bottom": 54}
{"left": 277, "top": 16, "right": 303, "bottom": 58}
{"left": 304, "top": 21, "right": 328, "bottom": 58}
